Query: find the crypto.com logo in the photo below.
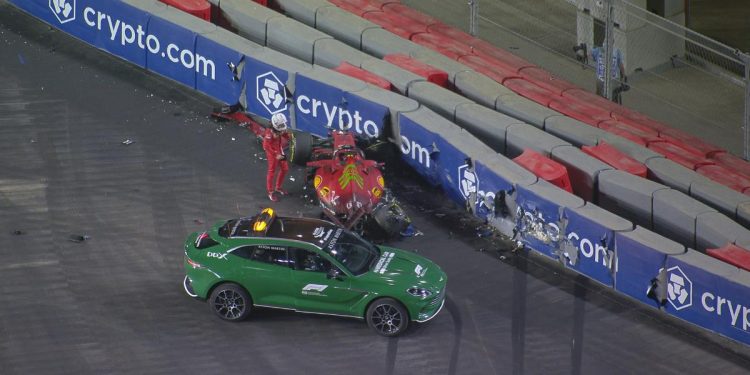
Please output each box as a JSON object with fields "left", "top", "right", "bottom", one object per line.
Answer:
{"left": 666, "top": 266, "right": 692, "bottom": 311}
{"left": 50, "top": 0, "right": 76, "bottom": 24}
{"left": 256, "top": 72, "right": 287, "bottom": 115}
{"left": 458, "top": 164, "right": 477, "bottom": 200}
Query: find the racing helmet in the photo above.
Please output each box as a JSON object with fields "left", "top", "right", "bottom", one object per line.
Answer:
{"left": 271, "top": 113, "right": 288, "bottom": 131}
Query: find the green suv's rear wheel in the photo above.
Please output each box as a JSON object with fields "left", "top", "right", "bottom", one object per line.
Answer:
{"left": 209, "top": 283, "right": 252, "bottom": 322}
{"left": 366, "top": 298, "right": 409, "bottom": 337}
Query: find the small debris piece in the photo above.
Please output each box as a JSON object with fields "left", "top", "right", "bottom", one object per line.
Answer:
{"left": 12, "top": 230, "right": 25, "bottom": 235}
{"left": 68, "top": 234, "right": 90, "bottom": 243}
{"left": 193, "top": 219, "right": 204, "bottom": 225}
{"left": 122, "top": 139, "right": 134, "bottom": 145}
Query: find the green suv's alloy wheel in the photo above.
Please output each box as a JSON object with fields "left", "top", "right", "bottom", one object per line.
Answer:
{"left": 210, "top": 284, "right": 252, "bottom": 321}
{"left": 367, "top": 298, "right": 409, "bottom": 337}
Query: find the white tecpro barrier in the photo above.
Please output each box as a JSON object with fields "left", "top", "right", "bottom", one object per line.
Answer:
{"left": 16, "top": 0, "right": 750, "bottom": 346}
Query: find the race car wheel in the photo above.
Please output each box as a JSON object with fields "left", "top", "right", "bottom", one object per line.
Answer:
{"left": 366, "top": 298, "right": 409, "bottom": 337}
{"left": 290, "top": 131, "right": 314, "bottom": 166}
{"left": 209, "top": 283, "right": 252, "bottom": 322}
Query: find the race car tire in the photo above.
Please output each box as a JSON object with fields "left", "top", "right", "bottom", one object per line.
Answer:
{"left": 366, "top": 298, "right": 409, "bottom": 337}
{"left": 372, "top": 201, "right": 411, "bottom": 237}
{"left": 209, "top": 283, "right": 253, "bottom": 322}
{"left": 290, "top": 131, "right": 314, "bottom": 166}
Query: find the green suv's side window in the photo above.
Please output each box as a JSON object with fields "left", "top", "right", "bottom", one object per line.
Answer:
{"left": 290, "top": 248, "right": 332, "bottom": 273}
{"left": 243, "top": 245, "right": 289, "bottom": 267}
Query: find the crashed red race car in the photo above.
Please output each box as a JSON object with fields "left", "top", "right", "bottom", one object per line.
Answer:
{"left": 290, "top": 131, "right": 411, "bottom": 237}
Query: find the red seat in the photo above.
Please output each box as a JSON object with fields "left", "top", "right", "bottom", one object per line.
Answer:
{"left": 158, "top": 0, "right": 210, "bottom": 21}
{"left": 411, "top": 32, "right": 473, "bottom": 60}
{"left": 562, "top": 88, "right": 622, "bottom": 113}
{"left": 658, "top": 128, "right": 725, "bottom": 158}
{"left": 707, "top": 244, "right": 750, "bottom": 272}
{"left": 457, "top": 54, "right": 520, "bottom": 83}
{"left": 609, "top": 108, "right": 669, "bottom": 133}
{"left": 582, "top": 142, "right": 647, "bottom": 177}
{"left": 549, "top": 97, "right": 612, "bottom": 126}
{"left": 334, "top": 62, "right": 393, "bottom": 91}
{"left": 518, "top": 67, "right": 578, "bottom": 95}
{"left": 363, "top": 11, "right": 427, "bottom": 39}
{"left": 513, "top": 149, "right": 573, "bottom": 193}
{"left": 696, "top": 165, "right": 750, "bottom": 192}
{"left": 598, "top": 120, "right": 660, "bottom": 144}
{"left": 383, "top": 54, "right": 449, "bottom": 87}
{"left": 382, "top": 3, "right": 439, "bottom": 27}
{"left": 330, "top": 0, "right": 397, "bottom": 15}
{"left": 710, "top": 152, "right": 750, "bottom": 179}
{"left": 504, "top": 78, "right": 557, "bottom": 106}
{"left": 648, "top": 141, "right": 716, "bottom": 170}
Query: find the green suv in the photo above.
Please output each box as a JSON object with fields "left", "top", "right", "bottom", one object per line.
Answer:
{"left": 183, "top": 208, "right": 447, "bottom": 336}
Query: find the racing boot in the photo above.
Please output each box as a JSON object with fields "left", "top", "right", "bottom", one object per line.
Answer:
{"left": 268, "top": 191, "right": 279, "bottom": 202}
{"left": 275, "top": 188, "right": 289, "bottom": 196}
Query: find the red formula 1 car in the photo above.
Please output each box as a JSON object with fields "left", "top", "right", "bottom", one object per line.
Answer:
{"left": 290, "top": 131, "right": 411, "bottom": 237}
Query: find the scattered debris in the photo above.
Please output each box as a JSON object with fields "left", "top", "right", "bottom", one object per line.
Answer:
{"left": 68, "top": 234, "right": 90, "bottom": 243}
{"left": 29, "top": 139, "right": 36, "bottom": 143}
{"left": 12, "top": 230, "right": 25, "bottom": 235}
{"left": 434, "top": 213, "right": 446, "bottom": 218}
{"left": 289, "top": 176, "right": 295, "bottom": 182}
{"left": 476, "top": 226, "right": 494, "bottom": 238}
{"left": 122, "top": 139, "right": 134, "bottom": 145}
{"left": 231, "top": 137, "right": 236, "bottom": 141}
{"left": 193, "top": 219, "right": 204, "bottom": 225}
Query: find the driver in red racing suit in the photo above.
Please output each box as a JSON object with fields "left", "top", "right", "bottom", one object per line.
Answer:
{"left": 264, "top": 113, "right": 291, "bottom": 202}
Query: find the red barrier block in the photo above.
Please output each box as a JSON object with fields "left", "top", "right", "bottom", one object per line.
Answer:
{"left": 513, "top": 149, "right": 573, "bottom": 193}
{"left": 658, "top": 128, "right": 725, "bottom": 158}
{"left": 158, "top": 0, "right": 210, "bottom": 21}
{"left": 549, "top": 97, "right": 612, "bottom": 126}
{"left": 696, "top": 165, "right": 750, "bottom": 192}
{"left": 382, "top": 3, "right": 439, "bottom": 27}
{"left": 457, "top": 54, "right": 520, "bottom": 83}
{"left": 383, "top": 54, "right": 449, "bottom": 87}
{"left": 582, "top": 142, "right": 647, "bottom": 177}
{"left": 648, "top": 141, "right": 716, "bottom": 170}
{"left": 598, "top": 120, "right": 660, "bottom": 144}
{"left": 707, "top": 244, "right": 750, "bottom": 272}
{"left": 334, "top": 62, "right": 393, "bottom": 91}
{"left": 518, "top": 67, "right": 578, "bottom": 95}
{"left": 504, "top": 78, "right": 557, "bottom": 106}
{"left": 411, "top": 32, "right": 473, "bottom": 60}
{"left": 710, "top": 152, "right": 750, "bottom": 179}
{"left": 363, "top": 11, "right": 427, "bottom": 39}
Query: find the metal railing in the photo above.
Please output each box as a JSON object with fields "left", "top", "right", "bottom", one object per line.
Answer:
{"left": 404, "top": 0, "right": 750, "bottom": 158}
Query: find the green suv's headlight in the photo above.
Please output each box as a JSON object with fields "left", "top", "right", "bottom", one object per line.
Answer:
{"left": 406, "top": 287, "right": 432, "bottom": 298}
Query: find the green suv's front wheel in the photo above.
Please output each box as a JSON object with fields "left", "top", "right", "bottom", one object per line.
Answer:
{"left": 366, "top": 298, "right": 409, "bottom": 337}
{"left": 209, "top": 283, "right": 252, "bottom": 322}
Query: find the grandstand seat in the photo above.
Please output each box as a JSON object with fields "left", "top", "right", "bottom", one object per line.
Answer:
{"left": 504, "top": 78, "right": 558, "bottom": 106}
{"left": 384, "top": 54, "right": 449, "bottom": 87}
{"left": 582, "top": 142, "right": 647, "bottom": 177}
{"left": 707, "top": 244, "right": 750, "bottom": 272}
{"left": 334, "top": 62, "right": 393, "bottom": 91}
{"left": 518, "top": 67, "right": 578, "bottom": 95}
{"left": 513, "top": 149, "right": 573, "bottom": 193}
{"left": 648, "top": 141, "right": 716, "bottom": 170}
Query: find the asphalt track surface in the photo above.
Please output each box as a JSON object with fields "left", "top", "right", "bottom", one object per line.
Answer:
{"left": 1, "top": 4, "right": 750, "bottom": 374}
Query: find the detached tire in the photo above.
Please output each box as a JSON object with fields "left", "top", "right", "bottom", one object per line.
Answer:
{"left": 289, "top": 131, "right": 314, "bottom": 166}
{"left": 366, "top": 298, "right": 409, "bottom": 337}
{"left": 209, "top": 283, "right": 252, "bottom": 322}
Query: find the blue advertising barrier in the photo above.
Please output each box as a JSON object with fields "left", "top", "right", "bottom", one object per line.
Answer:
{"left": 614, "top": 227, "right": 685, "bottom": 308}
{"left": 11, "top": 0, "right": 151, "bottom": 67}
{"left": 398, "top": 113, "right": 440, "bottom": 186}
{"left": 432, "top": 137, "right": 472, "bottom": 206}
{"left": 563, "top": 206, "right": 632, "bottom": 287}
{"left": 194, "top": 33, "right": 244, "bottom": 105}
{"left": 244, "top": 56, "right": 292, "bottom": 121}
{"left": 662, "top": 251, "right": 750, "bottom": 345}
{"left": 473, "top": 160, "right": 518, "bottom": 218}
{"left": 293, "top": 74, "right": 388, "bottom": 139}
{"left": 515, "top": 183, "right": 569, "bottom": 259}
{"left": 146, "top": 15, "right": 202, "bottom": 88}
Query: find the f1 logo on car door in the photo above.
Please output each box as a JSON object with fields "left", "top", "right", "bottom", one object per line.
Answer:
{"left": 290, "top": 247, "right": 362, "bottom": 315}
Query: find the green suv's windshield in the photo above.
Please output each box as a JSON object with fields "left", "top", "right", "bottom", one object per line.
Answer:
{"left": 322, "top": 228, "right": 380, "bottom": 276}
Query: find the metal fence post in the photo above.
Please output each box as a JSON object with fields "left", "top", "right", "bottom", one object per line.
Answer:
{"left": 468, "top": 0, "right": 478, "bottom": 36}
{"left": 741, "top": 51, "right": 750, "bottom": 160}
{"left": 602, "top": 0, "right": 615, "bottom": 101}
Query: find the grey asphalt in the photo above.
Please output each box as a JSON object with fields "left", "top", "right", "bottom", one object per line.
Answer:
{"left": 1, "top": 3, "right": 750, "bottom": 374}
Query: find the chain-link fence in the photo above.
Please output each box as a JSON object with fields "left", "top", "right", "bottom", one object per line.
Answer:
{"left": 402, "top": 0, "right": 749, "bottom": 157}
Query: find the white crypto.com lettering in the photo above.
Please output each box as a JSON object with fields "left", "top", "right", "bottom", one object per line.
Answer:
{"left": 296, "top": 95, "right": 379, "bottom": 138}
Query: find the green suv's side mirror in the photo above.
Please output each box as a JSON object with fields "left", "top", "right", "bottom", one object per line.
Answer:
{"left": 327, "top": 268, "right": 344, "bottom": 280}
